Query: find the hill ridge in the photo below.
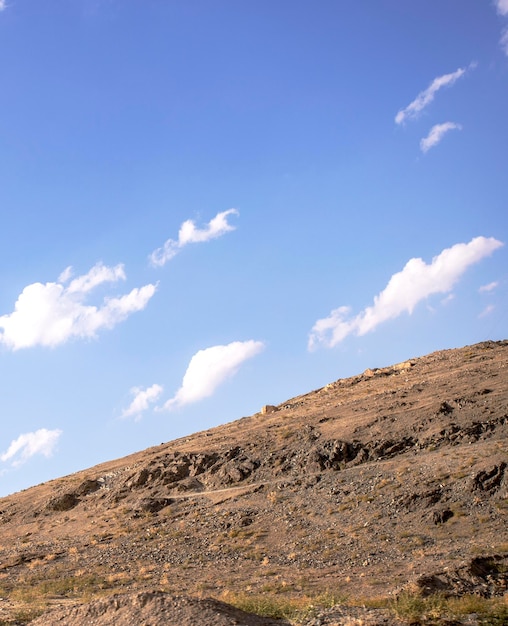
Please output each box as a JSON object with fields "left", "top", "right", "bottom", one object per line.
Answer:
{"left": 0, "top": 339, "right": 507, "bottom": 625}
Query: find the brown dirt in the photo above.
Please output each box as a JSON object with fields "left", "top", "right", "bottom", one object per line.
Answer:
{"left": 0, "top": 339, "right": 507, "bottom": 625}
{"left": 29, "top": 591, "right": 288, "bottom": 626}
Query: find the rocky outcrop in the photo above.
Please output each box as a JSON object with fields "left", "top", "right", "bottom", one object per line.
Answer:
{"left": 415, "top": 555, "right": 508, "bottom": 598}
{"left": 473, "top": 463, "right": 507, "bottom": 493}
{"left": 47, "top": 492, "right": 80, "bottom": 511}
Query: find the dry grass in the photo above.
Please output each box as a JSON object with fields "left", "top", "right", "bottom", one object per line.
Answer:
{"left": 221, "top": 589, "right": 347, "bottom": 622}
{"left": 389, "top": 591, "right": 508, "bottom": 624}
{"left": 220, "top": 589, "right": 508, "bottom": 624}
{"left": 0, "top": 607, "right": 46, "bottom": 625}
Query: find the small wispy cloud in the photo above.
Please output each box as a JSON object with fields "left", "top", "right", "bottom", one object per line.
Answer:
{"left": 1, "top": 429, "right": 62, "bottom": 467}
{"left": 494, "top": 0, "right": 508, "bottom": 16}
{"left": 420, "top": 122, "right": 462, "bottom": 153}
{"left": 500, "top": 27, "right": 508, "bottom": 56}
{"left": 395, "top": 66, "right": 471, "bottom": 125}
{"left": 161, "top": 340, "right": 265, "bottom": 411}
{"left": 0, "top": 262, "right": 157, "bottom": 350}
{"left": 121, "top": 384, "right": 164, "bottom": 420}
{"left": 479, "top": 304, "right": 495, "bottom": 318}
{"left": 479, "top": 281, "right": 499, "bottom": 293}
{"left": 0, "top": 1, "right": 7, "bottom": 12}
{"left": 441, "top": 294, "right": 455, "bottom": 306}
{"left": 492, "top": 1, "right": 508, "bottom": 55}
{"left": 308, "top": 236, "right": 504, "bottom": 350}
{"left": 150, "top": 209, "right": 239, "bottom": 267}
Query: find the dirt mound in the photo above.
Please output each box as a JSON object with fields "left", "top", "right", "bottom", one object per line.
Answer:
{"left": 31, "top": 591, "right": 288, "bottom": 626}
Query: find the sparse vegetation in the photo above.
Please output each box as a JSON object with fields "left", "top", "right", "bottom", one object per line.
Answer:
{"left": 0, "top": 607, "right": 46, "bottom": 625}
{"left": 389, "top": 591, "right": 508, "bottom": 625}
{"left": 1, "top": 570, "right": 115, "bottom": 604}
{"left": 222, "top": 589, "right": 347, "bottom": 622}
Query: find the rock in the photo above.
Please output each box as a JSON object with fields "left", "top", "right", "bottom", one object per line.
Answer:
{"left": 173, "top": 477, "right": 204, "bottom": 492}
{"left": 76, "top": 479, "right": 101, "bottom": 496}
{"left": 473, "top": 463, "right": 507, "bottom": 493}
{"left": 134, "top": 498, "right": 173, "bottom": 514}
{"left": 47, "top": 493, "right": 80, "bottom": 512}
{"left": 213, "top": 455, "right": 259, "bottom": 485}
{"left": 261, "top": 405, "right": 278, "bottom": 414}
{"left": 432, "top": 509, "right": 454, "bottom": 524}
{"left": 393, "top": 360, "right": 414, "bottom": 371}
{"left": 363, "top": 368, "right": 377, "bottom": 377}
{"left": 399, "top": 488, "right": 443, "bottom": 512}
{"left": 413, "top": 555, "right": 508, "bottom": 599}
{"left": 414, "top": 573, "right": 451, "bottom": 596}
{"left": 438, "top": 401, "right": 454, "bottom": 415}
{"left": 315, "top": 440, "right": 366, "bottom": 469}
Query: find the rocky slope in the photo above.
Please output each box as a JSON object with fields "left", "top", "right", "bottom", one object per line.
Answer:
{"left": 0, "top": 340, "right": 507, "bottom": 625}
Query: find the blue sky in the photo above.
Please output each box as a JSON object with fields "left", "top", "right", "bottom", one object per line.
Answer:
{"left": 1, "top": 1, "right": 507, "bottom": 497}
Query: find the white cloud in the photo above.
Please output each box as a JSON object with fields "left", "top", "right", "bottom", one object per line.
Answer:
{"left": 162, "top": 340, "right": 265, "bottom": 411}
{"left": 441, "top": 294, "right": 455, "bottom": 306}
{"left": 150, "top": 209, "right": 239, "bottom": 267}
{"left": 495, "top": 0, "right": 508, "bottom": 16}
{"left": 308, "top": 236, "right": 504, "bottom": 350}
{"left": 500, "top": 27, "right": 508, "bottom": 56}
{"left": 479, "top": 305, "right": 495, "bottom": 318}
{"left": 0, "top": 262, "right": 157, "bottom": 350}
{"left": 479, "top": 281, "right": 499, "bottom": 293}
{"left": 58, "top": 266, "right": 74, "bottom": 283}
{"left": 1, "top": 429, "right": 62, "bottom": 467}
{"left": 395, "top": 66, "right": 469, "bottom": 125}
{"left": 493, "top": 2, "right": 508, "bottom": 55}
{"left": 66, "top": 263, "right": 126, "bottom": 294}
{"left": 420, "top": 122, "right": 462, "bottom": 153}
{"left": 121, "top": 384, "right": 164, "bottom": 420}
{"left": 0, "top": 1, "right": 6, "bottom": 12}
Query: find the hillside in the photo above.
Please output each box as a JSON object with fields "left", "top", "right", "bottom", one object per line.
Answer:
{"left": 0, "top": 340, "right": 507, "bottom": 625}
